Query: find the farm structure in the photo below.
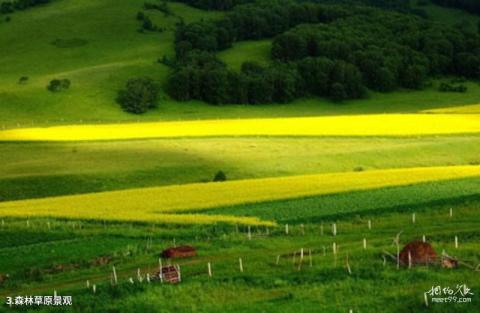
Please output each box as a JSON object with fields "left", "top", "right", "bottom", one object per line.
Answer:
{"left": 161, "top": 246, "right": 197, "bottom": 259}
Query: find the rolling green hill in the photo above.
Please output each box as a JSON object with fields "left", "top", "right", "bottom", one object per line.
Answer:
{"left": 1, "top": 2, "right": 480, "bottom": 312}
{"left": 1, "top": 0, "right": 480, "bottom": 127}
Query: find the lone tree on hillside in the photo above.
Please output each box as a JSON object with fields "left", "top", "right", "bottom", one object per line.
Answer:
{"left": 213, "top": 170, "right": 227, "bottom": 182}
{"left": 117, "top": 77, "right": 159, "bottom": 114}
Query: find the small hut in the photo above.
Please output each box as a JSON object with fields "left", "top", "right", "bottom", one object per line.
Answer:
{"left": 399, "top": 240, "right": 437, "bottom": 266}
{"left": 161, "top": 245, "right": 197, "bottom": 259}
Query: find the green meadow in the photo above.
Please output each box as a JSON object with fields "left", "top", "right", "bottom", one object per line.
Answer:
{"left": 0, "top": 0, "right": 479, "bottom": 312}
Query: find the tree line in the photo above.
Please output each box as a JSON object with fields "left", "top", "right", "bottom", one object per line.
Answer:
{"left": 174, "top": 0, "right": 253, "bottom": 11}
{"left": 271, "top": 10, "right": 480, "bottom": 91}
{"left": 166, "top": 0, "right": 480, "bottom": 105}
{"left": 0, "top": 0, "right": 49, "bottom": 14}
{"left": 431, "top": 0, "right": 480, "bottom": 15}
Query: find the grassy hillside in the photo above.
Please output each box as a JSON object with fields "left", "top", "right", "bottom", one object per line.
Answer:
{"left": 1, "top": 2, "right": 479, "bottom": 312}
{"left": 218, "top": 40, "right": 272, "bottom": 71}
{"left": 0, "top": 0, "right": 222, "bottom": 126}
{"left": 1, "top": 0, "right": 480, "bottom": 127}
{"left": 1, "top": 135, "right": 480, "bottom": 201}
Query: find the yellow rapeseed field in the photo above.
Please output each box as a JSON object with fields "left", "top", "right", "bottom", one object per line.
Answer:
{"left": 423, "top": 104, "right": 480, "bottom": 114}
{"left": 0, "top": 114, "right": 479, "bottom": 141}
{"left": 1, "top": 165, "right": 479, "bottom": 225}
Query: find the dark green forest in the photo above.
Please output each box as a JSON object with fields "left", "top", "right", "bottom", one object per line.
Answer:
{"left": 0, "top": 0, "right": 49, "bottom": 14}
{"left": 166, "top": 0, "right": 480, "bottom": 105}
{"left": 432, "top": 0, "right": 480, "bottom": 15}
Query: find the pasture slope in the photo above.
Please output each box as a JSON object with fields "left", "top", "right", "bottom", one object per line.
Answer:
{"left": 1, "top": 114, "right": 480, "bottom": 141}
{"left": 0, "top": 1, "right": 479, "bottom": 312}
{"left": 0, "top": 165, "right": 480, "bottom": 225}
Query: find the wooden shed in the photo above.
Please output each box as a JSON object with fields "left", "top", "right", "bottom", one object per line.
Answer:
{"left": 161, "top": 245, "right": 197, "bottom": 259}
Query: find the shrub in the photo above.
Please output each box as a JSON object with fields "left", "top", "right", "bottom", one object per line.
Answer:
{"left": 438, "top": 82, "right": 467, "bottom": 93}
{"left": 142, "top": 16, "right": 156, "bottom": 31}
{"left": 47, "top": 79, "right": 70, "bottom": 92}
{"left": 18, "top": 76, "right": 28, "bottom": 84}
{"left": 213, "top": 171, "right": 227, "bottom": 182}
{"left": 117, "top": 77, "right": 159, "bottom": 114}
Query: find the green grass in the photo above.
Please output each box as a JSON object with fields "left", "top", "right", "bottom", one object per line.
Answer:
{"left": 1, "top": 135, "right": 479, "bottom": 201}
{"left": 0, "top": 190, "right": 478, "bottom": 312}
{"left": 201, "top": 177, "right": 480, "bottom": 222}
{"left": 0, "top": 0, "right": 223, "bottom": 127}
{"left": 218, "top": 40, "right": 272, "bottom": 71}
{"left": 0, "top": 2, "right": 479, "bottom": 312}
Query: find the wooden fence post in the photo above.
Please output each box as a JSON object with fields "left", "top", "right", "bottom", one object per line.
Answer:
{"left": 176, "top": 264, "right": 182, "bottom": 282}
{"left": 112, "top": 266, "right": 118, "bottom": 285}
{"left": 333, "top": 242, "right": 337, "bottom": 267}
{"left": 309, "top": 249, "right": 313, "bottom": 267}
{"left": 137, "top": 268, "right": 142, "bottom": 282}
{"left": 346, "top": 253, "right": 352, "bottom": 275}
{"left": 159, "top": 258, "right": 163, "bottom": 283}
{"left": 208, "top": 262, "right": 212, "bottom": 277}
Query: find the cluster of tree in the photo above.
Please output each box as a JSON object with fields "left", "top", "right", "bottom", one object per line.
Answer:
{"left": 47, "top": 79, "right": 70, "bottom": 92}
{"left": 431, "top": 0, "right": 480, "bottom": 15}
{"left": 174, "top": 1, "right": 350, "bottom": 57}
{"left": 0, "top": 0, "right": 49, "bottom": 14}
{"left": 117, "top": 77, "right": 159, "bottom": 114}
{"left": 175, "top": 0, "right": 417, "bottom": 13}
{"left": 174, "top": 0, "right": 253, "bottom": 10}
{"left": 270, "top": 11, "right": 480, "bottom": 90}
{"left": 168, "top": 0, "right": 480, "bottom": 105}
{"left": 167, "top": 50, "right": 365, "bottom": 104}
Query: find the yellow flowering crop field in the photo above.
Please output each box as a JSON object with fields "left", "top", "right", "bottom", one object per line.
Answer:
{"left": 1, "top": 114, "right": 479, "bottom": 141}
{"left": 1, "top": 165, "right": 479, "bottom": 225}
{"left": 423, "top": 104, "right": 480, "bottom": 114}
